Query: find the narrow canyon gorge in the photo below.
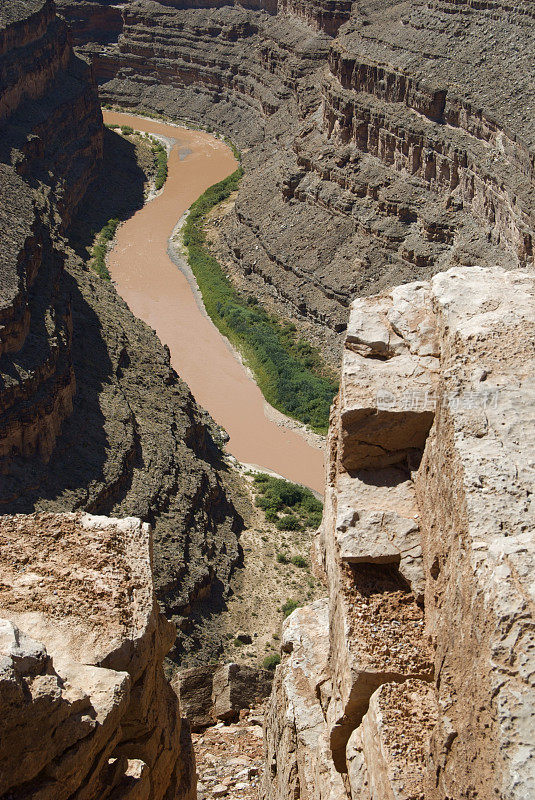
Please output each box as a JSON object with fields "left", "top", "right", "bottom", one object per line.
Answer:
{"left": 0, "top": 1, "right": 533, "bottom": 799}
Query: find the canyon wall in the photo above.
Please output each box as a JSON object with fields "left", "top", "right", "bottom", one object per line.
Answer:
{"left": 262, "top": 265, "right": 535, "bottom": 800}
{"left": 0, "top": 512, "right": 196, "bottom": 799}
{"left": 2, "top": 2, "right": 533, "bottom": 796}
{"left": 0, "top": 0, "right": 244, "bottom": 666}
{"left": 0, "top": 0, "right": 102, "bottom": 473}
{"left": 57, "top": 0, "right": 535, "bottom": 364}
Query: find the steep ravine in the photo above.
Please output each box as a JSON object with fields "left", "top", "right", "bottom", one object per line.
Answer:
{"left": 0, "top": 0, "right": 244, "bottom": 672}
{"left": 58, "top": 0, "right": 534, "bottom": 369}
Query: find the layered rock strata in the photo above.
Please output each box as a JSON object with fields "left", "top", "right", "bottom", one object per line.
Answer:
{"left": 0, "top": 511, "right": 196, "bottom": 799}
{"left": 0, "top": 0, "right": 102, "bottom": 472}
{"left": 58, "top": 0, "right": 535, "bottom": 366}
{"left": 262, "top": 266, "right": 535, "bottom": 800}
{"left": 0, "top": 0, "right": 243, "bottom": 665}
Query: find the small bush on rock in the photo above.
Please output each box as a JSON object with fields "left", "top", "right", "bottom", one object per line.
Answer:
{"left": 263, "top": 654, "right": 281, "bottom": 670}
{"left": 282, "top": 599, "right": 300, "bottom": 618}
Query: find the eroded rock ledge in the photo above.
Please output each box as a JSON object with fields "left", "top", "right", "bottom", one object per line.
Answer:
{"left": 0, "top": 512, "right": 196, "bottom": 799}
{"left": 262, "top": 266, "right": 535, "bottom": 800}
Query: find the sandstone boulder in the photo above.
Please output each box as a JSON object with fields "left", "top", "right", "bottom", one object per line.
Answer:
{"left": 212, "top": 663, "right": 273, "bottom": 723}
{"left": 173, "top": 664, "right": 218, "bottom": 731}
{"left": 176, "top": 661, "right": 273, "bottom": 729}
{"left": 0, "top": 512, "right": 196, "bottom": 800}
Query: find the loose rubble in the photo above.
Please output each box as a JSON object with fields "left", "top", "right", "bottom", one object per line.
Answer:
{"left": 194, "top": 708, "right": 266, "bottom": 800}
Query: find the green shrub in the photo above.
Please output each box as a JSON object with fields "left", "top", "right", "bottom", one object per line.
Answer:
{"left": 276, "top": 515, "right": 301, "bottom": 531}
{"left": 182, "top": 171, "right": 337, "bottom": 432}
{"left": 151, "top": 139, "right": 168, "bottom": 190}
{"left": 291, "top": 555, "right": 308, "bottom": 568}
{"left": 307, "top": 511, "right": 323, "bottom": 529}
{"left": 120, "top": 125, "right": 134, "bottom": 135}
{"left": 263, "top": 654, "right": 281, "bottom": 670}
{"left": 90, "top": 217, "right": 120, "bottom": 279}
{"left": 252, "top": 474, "right": 323, "bottom": 529}
{"left": 276, "top": 552, "right": 289, "bottom": 564}
{"left": 282, "top": 599, "right": 300, "bottom": 618}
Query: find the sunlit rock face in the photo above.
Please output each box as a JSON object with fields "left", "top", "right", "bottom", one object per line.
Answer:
{"left": 0, "top": 512, "right": 197, "bottom": 800}
{"left": 262, "top": 266, "right": 535, "bottom": 800}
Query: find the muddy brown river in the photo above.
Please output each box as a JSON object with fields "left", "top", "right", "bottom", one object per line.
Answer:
{"left": 103, "top": 111, "right": 325, "bottom": 493}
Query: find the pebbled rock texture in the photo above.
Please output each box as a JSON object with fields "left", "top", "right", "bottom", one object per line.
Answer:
{"left": 0, "top": 511, "right": 196, "bottom": 800}
{"left": 262, "top": 266, "right": 535, "bottom": 800}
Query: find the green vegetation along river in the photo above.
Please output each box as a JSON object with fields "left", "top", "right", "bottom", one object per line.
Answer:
{"left": 103, "top": 111, "right": 326, "bottom": 493}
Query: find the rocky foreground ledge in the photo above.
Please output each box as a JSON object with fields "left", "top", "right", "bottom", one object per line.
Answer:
{"left": 262, "top": 266, "right": 535, "bottom": 800}
{"left": 0, "top": 512, "right": 196, "bottom": 800}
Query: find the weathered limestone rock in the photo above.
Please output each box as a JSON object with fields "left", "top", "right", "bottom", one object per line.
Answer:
{"left": 338, "top": 284, "right": 439, "bottom": 471}
{"left": 263, "top": 266, "right": 534, "bottom": 800}
{"left": 0, "top": 512, "right": 196, "bottom": 799}
{"left": 262, "top": 599, "right": 346, "bottom": 800}
{"left": 334, "top": 469, "right": 425, "bottom": 602}
{"left": 414, "top": 267, "right": 535, "bottom": 800}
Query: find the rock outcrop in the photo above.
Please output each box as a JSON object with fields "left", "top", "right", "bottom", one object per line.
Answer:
{"left": 176, "top": 663, "right": 273, "bottom": 729}
{"left": 0, "top": 511, "right": 196, "bottom": 799}
{"left": 57, "top": 0, "right": 535, "bottom": 365}
{"left": 262, "top": 266, "right": 535, "bottom": 800}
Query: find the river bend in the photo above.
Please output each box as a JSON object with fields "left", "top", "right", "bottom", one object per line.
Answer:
{"left": 103, "top": 111, "right": 325, "bottom": 493}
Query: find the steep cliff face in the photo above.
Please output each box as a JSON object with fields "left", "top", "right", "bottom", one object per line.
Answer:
{"left": 0, "top": 512, "right": 196, "bottom": 799}
{"left": 0, "top": 0, "right": 245, "bottom": 667}
{"left": 85, "top": 0, "right": 329, "bottom": 144}
{"left": 57, "top": 0, "right": 534, "bottom": 366}
{"left": 262, "top": 266, "right": 535, "bottom": 800}
{"left": 0, "top": 0, "right": 102, "bottom": 473}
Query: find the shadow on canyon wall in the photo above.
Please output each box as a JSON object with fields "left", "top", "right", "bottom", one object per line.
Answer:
{"left": 68, "top": 128, "right": 147, "bottom": 261}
